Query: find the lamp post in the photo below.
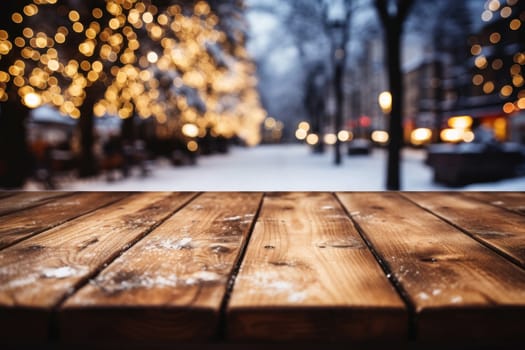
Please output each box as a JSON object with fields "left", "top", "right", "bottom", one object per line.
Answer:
{"left": 323, "top": 0, "right": 351, "bottom": 166}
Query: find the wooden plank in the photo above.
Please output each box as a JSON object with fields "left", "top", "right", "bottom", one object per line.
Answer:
{"left": 403, "top": 192, "right": 525, "bottom": 268}
{"left": 60, "top": 192, "right": 262, "bottom": 343}
{"left": 227, "top": 192, "right": 407, "bottom": 342}
{"left": 0, "top": 191, "right": 71, "bottom": 216}
{"left": 337, "top": 192, "right": 525, "bottom": 341}
{"left": 0, "top": 192, "right": 16, "bottom": 199}
{"left": 0, "top": 192, "right": 195, "bottom": 342}
{"left": 462, "top": 192, "right": 525, "bottom": 216}
{"left": 0, "top": 192, "right": 130, "bottom": 250}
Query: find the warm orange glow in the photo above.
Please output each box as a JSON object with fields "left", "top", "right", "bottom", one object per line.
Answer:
{"left": 518, "top": 98, "right": 525, "bottom": 110}
{"left": 440, "top": 128, "right": 462, "bottom": 143}
{"left": 378, "top": 91, "right": 392, "bottom": 113}
{"left": 500, "top": 85, "right": 513, "bottom": 97}
{"left": 475, "top": 56, "right": 488, "bottom": 69}
{"left": 295, "top": 129, "right": 307, "bottom": 140}
{"left": 306, "top": 133, "right": 319, "bottom": 145}
{"left": 503, "top": 102, "right": 516, "bottom": 114}
{"left": 448, "top": 116, "right": 473, "bottom": 129}
{"left": 324, "top": 133, "right": 337, "bottom": 145}
{"left": 371, "top": 130, "right": 389, "bottom": 144}
{"left": 410, "top": 128, "right": 432, "bottom": 145}
{"left": 470, "top": 44, "right": 482, "bottom": 56}
{"left": 338, "top": 130, "right": 352, "bottom": 142}
{"left": 509, "top": 19, "right": 521, "bottom": 31}
{"left": 472, "top": 74, "right": 484, "bottom": 86}
{"left": 483, "top": 81, "right": 495, "bottom": 94}
{"left": 23, "top": 92, "right": 42, "bottom": 108}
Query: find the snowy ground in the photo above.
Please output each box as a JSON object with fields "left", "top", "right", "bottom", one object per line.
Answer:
{"left": 27, "top": 144, "right": 525, "bottom": 191}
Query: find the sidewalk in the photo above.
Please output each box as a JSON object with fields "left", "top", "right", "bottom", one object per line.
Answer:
{"left": 25, "top": 144, "right": 525, "bottom": 191}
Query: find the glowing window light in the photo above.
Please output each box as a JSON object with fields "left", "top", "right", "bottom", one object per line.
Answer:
{"left": 410, "top": 128, "right": 432, "bottom": 145}
{"left": 448, "top": 116, "right": 473, "bottom": 129}
{"left": 371, "top": 130, "right": 389, "bottom": 144}
{"left": 440, "top": 128, "right": 463, "bottom": 143}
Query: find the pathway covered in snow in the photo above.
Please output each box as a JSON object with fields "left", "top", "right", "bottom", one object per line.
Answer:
{"left": 39, "top": 144, "right": 525, "bottom": 191}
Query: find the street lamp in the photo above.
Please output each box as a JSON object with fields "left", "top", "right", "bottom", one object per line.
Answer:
{"left": 378, "top": 91, "right": 392, "bottom": 114}
{"left": 323, "top": 0, "right": 351, "bottom": 165}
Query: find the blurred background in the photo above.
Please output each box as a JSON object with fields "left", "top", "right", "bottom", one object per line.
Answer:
{"left": 0, "top": 0, "right": 524, "bottom": 191}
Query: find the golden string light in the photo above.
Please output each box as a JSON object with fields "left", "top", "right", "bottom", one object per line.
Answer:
{"left": 0, "top": 0, "right": 266, "bottom": 146}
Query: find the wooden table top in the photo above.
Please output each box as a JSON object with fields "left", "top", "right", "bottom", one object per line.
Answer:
{"left": 0, "top": 191, "right": 524, "bottom": 347}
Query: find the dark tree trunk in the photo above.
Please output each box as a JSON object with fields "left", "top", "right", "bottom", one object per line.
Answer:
{"left": 0, "top": 102, "right": 30, "bottom": 188}
{"left": 334, "top": 59, "right": 344, "bottom": 165}
{"left": 385, "top": 23, "right": 403, "bottom": 190}
{"left": 374, "top": 0, "right": 414, "bottom": 191}
{"left": 121, "top": 116, "right": 135, "bottom": 142}
{"left": 0, "top": 0, "right": 32, "bottom": 188}
{"left": 77, "top": 91, "right": 98, "bottom": 178}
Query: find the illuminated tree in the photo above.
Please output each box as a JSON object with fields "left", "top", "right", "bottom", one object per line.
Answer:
{"left": 0, "top": 0, "right": 265, "bottom": 185}
{"left": 471, "top": 0, "right": 525, "bottom": 117}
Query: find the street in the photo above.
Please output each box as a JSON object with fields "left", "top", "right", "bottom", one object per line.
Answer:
{"left": 28, "top": 144, "right": 525, "bottom": 191}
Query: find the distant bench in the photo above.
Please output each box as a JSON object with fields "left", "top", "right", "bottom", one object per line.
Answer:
{"left": 0, "top": 191, "right": 524, "bottom": 348}
{"left": 426, "top": 143, "right": 524, "bottom": 186}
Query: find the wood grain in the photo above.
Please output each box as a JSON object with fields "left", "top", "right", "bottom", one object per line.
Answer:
{"left": 337, "top": 192, "right": 525, "bottom": 341}
{"left": 0, "top": 192, "right": 195, "bottom": 342}
{"left": 462, "top": 192, "right": 525, "bottom": 216}
{"left": 0, "top": 191, "right": 71, "bottom": 216}
{"left": 227, "top": 192, "right": 407, "bottom": 341}
{"left": 403, "top": 192, "right": 525, "bottom": 268}
{"left": 60, "top": 192, "right": 262, "bottom": 343}
{"left": 0, "top": 192, "right": 129, "bottom": 250}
